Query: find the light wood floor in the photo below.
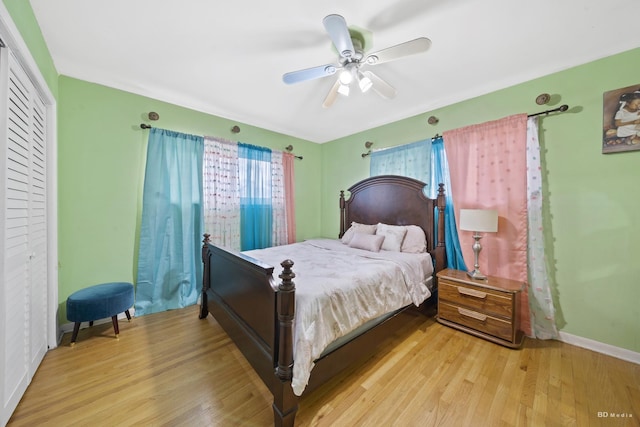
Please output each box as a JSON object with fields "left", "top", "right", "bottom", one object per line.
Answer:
{"left": 8, "top": 305, "right": 640, "bottom": 427}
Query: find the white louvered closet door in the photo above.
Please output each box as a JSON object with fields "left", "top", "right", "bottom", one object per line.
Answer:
{"left": 0, "top": 46, "right": 48, "bottom": 426}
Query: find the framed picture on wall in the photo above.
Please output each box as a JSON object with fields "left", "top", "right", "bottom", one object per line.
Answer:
{"left": 602, "top": 84, "right": 640, "bottom": 154}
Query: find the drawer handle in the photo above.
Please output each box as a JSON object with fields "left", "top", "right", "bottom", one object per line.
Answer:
{"left": 458, "top": 307, "right": 487, "bottom": 322}
{"left": 458, "top": 287, "right": 487, "bottom": 299}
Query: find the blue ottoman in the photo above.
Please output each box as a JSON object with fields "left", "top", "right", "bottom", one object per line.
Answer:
{"left": 66, "top": 282, "right": 134, "bottom": 345}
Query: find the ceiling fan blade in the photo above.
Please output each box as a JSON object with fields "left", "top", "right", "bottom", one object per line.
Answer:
{"left": 323, "top": 14, "right": 355, "bottom": 59}
{"left": 364, "top": 37, "right": 432, "bottom": 65}
{"left": 282, "top": 64, "right": 338, "bottom": 84}
{"left": 363, "top": 71, "right": 397, "bottom": 99}
{"left": 322, "top": 79, "right": 341, "bottom": 108}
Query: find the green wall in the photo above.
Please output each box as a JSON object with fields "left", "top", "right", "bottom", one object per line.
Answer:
{"left": 321, "top": 48, "right": 640, "bottom": 353}
{"left": 56, "top": 76, "right": 322, "bottom": 321}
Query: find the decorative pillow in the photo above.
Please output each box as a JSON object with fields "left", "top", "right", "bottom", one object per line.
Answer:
{"left": 376, "top": 223, "right": 408, "bottom": 252}
{"left": 348, "top": 233, "right": 385, "bottom": 252}
{"left": 401, "top": 225, "right": 428, "bottom": 253}
{"left": 341, "top": 222, "right": 377, "bottom": 244}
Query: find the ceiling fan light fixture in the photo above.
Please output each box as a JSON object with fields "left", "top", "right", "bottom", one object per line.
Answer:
{"left": 339, "top": 69, "right": 353, "bottom": 85}
{"left": 337, "top": 83, "right": 350, "bottom": 96}
{"left": 357, "top": 71, "right": 372, "bottom": 93}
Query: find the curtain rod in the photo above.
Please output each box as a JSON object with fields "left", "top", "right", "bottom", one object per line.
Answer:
{"left": 140, "top": 124, "right": 302, "bottom": 160}
{"left": 361, "top": 105, "right": 569, "bottom": 158}
{"left": 528, "top": 104, "right": 569, "bottom": 117}
{"left": 362, "top": 133, "right": 442, "bottom": 158}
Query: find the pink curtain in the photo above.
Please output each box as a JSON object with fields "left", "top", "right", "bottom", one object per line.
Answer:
{"left": 444, "top": 114, "right": 531, "bottom": 336}
{"left": 283, "top": 153, "right": 296, "bottom": 244}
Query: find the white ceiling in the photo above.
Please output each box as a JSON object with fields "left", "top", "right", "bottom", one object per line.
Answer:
{"left": 30, "top": 0, "right": 640, "bottom": 143}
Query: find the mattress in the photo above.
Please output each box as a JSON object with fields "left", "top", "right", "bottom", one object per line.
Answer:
{"left": 243, "top": 238, "right": 434, "bottom": 395}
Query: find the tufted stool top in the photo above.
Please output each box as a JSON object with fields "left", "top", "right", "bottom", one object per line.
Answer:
{"left": 67, "top": 282, "right": 134, "bottom": 323}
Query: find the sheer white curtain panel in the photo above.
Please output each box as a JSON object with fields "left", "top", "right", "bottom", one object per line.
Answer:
{"left": 203, "top": 137, "right": 241, "bottom": 250}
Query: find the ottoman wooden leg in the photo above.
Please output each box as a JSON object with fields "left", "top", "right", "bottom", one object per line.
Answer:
{"left": 125, "top": 309, "right": 132, "bottom": 322}
{"left": 70, "top": 322, "right": 81, "bottom": 346}
{"left": 111, "top": 315, "right": 120, "bottom": 338}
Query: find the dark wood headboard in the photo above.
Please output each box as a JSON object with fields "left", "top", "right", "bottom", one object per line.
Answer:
{"left": 338, "top": 175, "right": 446, "bottom": 272}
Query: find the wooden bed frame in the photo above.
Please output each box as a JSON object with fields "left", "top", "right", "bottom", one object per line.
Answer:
{"left": 199, "top": 175, "right": 446, "bottom": 426}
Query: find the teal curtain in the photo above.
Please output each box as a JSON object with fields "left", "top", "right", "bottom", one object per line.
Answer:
{"left": 370, "top": 139, "right": 431, "bottom": 185}
{"left": 430, "top": 136, "right": 467, "bottom": 270}
{"left": 135, "top": 128, "right": 204, "bottom": 315}
{"left": 239, "top": 142, "right": 272, "bottom": 250}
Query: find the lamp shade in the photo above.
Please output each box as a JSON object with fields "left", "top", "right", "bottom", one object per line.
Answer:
{"left": 459, "top": 209, "right": 498, "bottom": 233}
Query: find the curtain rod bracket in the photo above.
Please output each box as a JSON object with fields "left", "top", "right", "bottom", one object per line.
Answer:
{"left": 362, "top": 141, "right": 373, "bottom": 158}
{"left": 535, "top": 93, "right": 551, "bottom": 105}
{"left": 284, "top": 145, "right": 303, "bottom": 160}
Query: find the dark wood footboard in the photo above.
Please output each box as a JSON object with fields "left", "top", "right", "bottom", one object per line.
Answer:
{"left": 200, "top": 235, "right": 298, "bottom": 426}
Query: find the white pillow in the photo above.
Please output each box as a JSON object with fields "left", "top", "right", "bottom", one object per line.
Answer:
{"left": 341, "top": 222, "right": 377, "bottom": 244}
{"left": 376, "top": 223, "right": 408, "bottom": 252}
{"left": 348, "top": 233, "right": 385, "bottom": 252}
{"left": 401, "top": 225, "right": 427, "bottom": 253}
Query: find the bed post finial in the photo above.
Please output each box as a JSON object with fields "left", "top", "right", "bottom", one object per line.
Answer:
{"left": 274, "top": 259, "right": 298, "bottom": 426}
{"left": 199, "top": 234, "right": 212, "bottom": 320}
{"left": 437, "top": 184, "right": 446, "bottom": 249}
{"left": 276, "top": 259, "right": 295, "bottom": 381}
{"left": 434, "top": 183, "right": 447, "bottom": 274}
{"left": 339, "top": 190, "right": 346, "bottom": 238}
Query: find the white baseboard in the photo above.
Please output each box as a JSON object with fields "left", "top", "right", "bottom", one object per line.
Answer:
{"left": 58, "top": 308, "right": 136, "bottom": 338}
{"left": 558, "top": 331, "right": 640, "bottom": 365}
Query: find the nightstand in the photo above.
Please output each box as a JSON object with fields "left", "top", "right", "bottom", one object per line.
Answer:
{"left": 436, "top": 268, "right": 525, "bottom": 348}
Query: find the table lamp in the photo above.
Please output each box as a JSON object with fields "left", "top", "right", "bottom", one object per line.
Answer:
{"left": 459, "top": 209, "right": 498, "bottom": 280}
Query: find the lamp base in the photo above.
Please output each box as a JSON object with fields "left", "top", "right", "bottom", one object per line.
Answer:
{"left": 467, "top": 269, "right": 487, "bottom": 280}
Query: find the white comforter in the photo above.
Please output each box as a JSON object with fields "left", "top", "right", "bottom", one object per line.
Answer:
{"left": 243, "top": 238, "right": 433, "bottom": 396}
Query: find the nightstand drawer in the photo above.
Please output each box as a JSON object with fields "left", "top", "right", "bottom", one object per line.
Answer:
{"left": 439, "top": 301, "right": 514, "bottom": 342}
{"left": 439, "top": 280, "right": 514, "bottom": 319}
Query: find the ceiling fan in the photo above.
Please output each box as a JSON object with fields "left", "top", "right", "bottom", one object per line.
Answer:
{"left": 282, "top": 14, "right": 432, "bottom": 108}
